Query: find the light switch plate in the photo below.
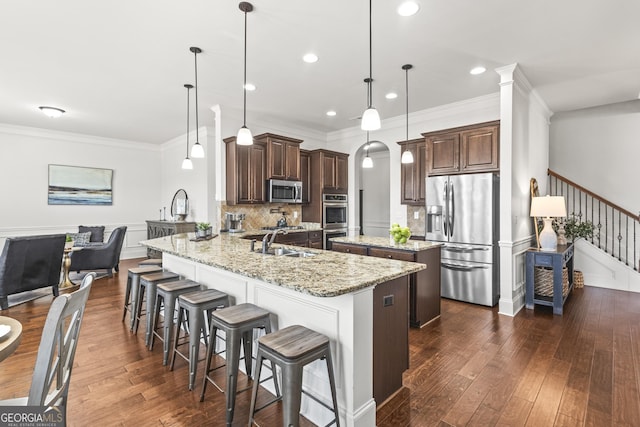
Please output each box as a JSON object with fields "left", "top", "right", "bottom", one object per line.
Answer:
{"left": 414, "top": 211, "right": 420, "bottom": 219}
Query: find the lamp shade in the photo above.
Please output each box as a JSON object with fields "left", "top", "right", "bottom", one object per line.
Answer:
{"left": 401, "top": 149, "right": 414, "bottom": 164}
{"left": 181, "top": 157, "right": 193, "bottom": 170}
{"left": 237, "top": 126, "right": 253, "bottom": 145}
{"left": 362, "top": 156, "right": 373, "bottom": 168}
{"left": 361, "top": 107, "right": 381, "bottom": 131}
{"left": 530, "top": 196, "right": 567, "bottom": 218}
{"left": 191, "top": 142, "right": 204, "bottom": 158}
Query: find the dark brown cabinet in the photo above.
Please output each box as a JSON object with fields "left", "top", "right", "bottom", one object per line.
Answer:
{"left": 302, "top": 149, "right": 349, "bottom": 223}
{"left": 255, "top": 133, "right": 303, "bottom": 181}
{"left": 224, "top": 136, "right": 267, "bottom": 205}
{"left": 331, "top": 241, "right": 441, "bottom": 328}
{"left": 398, "top": 138, "right": 427, "bottom": 205}
{"left": 308, "top": 230, "right": 322, "bottom": 248}
{"left": 424, "top": 121, "right": 499, "bottom": 176}
{"left": 300, "top": 149, "right": 310, "bottom": 203}
{"left": 242, "top": 230, "right": 323, "bottom": 249}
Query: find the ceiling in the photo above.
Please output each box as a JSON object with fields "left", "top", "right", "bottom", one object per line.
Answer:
{"left": 1, "top": 0, "right": 639, "bottom": 144}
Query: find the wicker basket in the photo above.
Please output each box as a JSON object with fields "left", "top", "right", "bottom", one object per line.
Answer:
{"left": 534, "top": 266, "right": 569, "bottom": 297}
{"left": 574, "top": 270, "right": 584, "bottom": 288}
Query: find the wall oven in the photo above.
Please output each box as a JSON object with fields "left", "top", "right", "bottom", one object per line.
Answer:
{"left": 323, "top": 194, "right": 348, "bottom": 249}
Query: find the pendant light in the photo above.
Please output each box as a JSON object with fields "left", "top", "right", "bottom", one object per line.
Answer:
{"left": 190, "top": 47, "right": 204, "bottom": 158}
{"left": 362, "top": 133, "right": 374, "bottom": 168}
{"left": 361, "top": 0, "right": 381, "bottom": 131}
{"left": 400, "top": 64, "right": 414, "bottom": 164}
{"left": 181, "top": 84, "right": 194, "bottom": 170}
{"left": 237, "top": 2, "right": 254, "bottom": 146}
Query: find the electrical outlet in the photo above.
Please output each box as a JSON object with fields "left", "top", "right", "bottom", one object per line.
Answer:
{"left": 414, "top": 211, "right": 420, "bottom": 219}
{"left": 293, "top": 211, "right": 298, "bottom": 219}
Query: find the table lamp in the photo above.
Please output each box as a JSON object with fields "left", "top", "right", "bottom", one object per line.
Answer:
{"left": 530, "top": 195, "right": 567, "bottom": 251}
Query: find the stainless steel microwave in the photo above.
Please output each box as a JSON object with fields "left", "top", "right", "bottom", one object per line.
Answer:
{"left": 267, "top": 179, "right": 302, "bottom": 203}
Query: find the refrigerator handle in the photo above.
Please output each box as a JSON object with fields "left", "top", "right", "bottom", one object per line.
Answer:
{"left": 449, "top": 181, "right": 455, "bottom": 237}
{"left": 443, "top": 181, "right": 448, "bottom": 236}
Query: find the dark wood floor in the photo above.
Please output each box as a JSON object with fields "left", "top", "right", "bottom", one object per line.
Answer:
{"left": 2, "top": 258, "right": 639, "bottom": 426}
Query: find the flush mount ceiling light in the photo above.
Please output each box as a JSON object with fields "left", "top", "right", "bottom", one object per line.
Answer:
{"left": 237, "top": 2, "right": 254, "bottom": 146}
{"left": 326, "top": 110, "right": 337, "bottom": 117}
{"left": 397, "top": 1, "right": 420, "bottom": 16}
{"left": 39, "top": 106, "right": 65, "bottom": 118}
{"left": 189, "top": 47, "right": 204, "bottom": 158}
{"left": 362, "top": 135, "right": 374, "bottom": 168}
{"left": 361, "top": 0, "right": 381, "bottom": 131}
{"left": 303, "top": 53, "right": 318, "bottom": 63}
{"left": 182, "top": 84, "right": 194, "bottom": 170}
{"left": 470, "top": 66, "right": 486, "bottom": 75}
{"left": 401, "top": 64, "right": 414, "bottom": 164}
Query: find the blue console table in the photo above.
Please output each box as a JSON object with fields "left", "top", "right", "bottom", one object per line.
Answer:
{"left": 525, "top": 244, "right": 574, "bottom": 315}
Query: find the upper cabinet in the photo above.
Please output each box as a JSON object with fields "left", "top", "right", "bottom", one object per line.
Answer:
{"left": 424, "top": 121, "right": 499, "bottom": 176}
{"left": 224, "top": 136, "right": 267, "bottom": 205}
{"left": 318, "top": 150, "right": 348, "bottom": 193}
{"left": 301, "top": 149, "right": 349, "bottom": 223}
{"left": 398, "top": 138, "right": 427, "bottom": 205}
{"left": 300, "top": 149, "right": 311, "bottom": 203}
{"left": 255, "top": 133, "right": 303, "bottom": 181}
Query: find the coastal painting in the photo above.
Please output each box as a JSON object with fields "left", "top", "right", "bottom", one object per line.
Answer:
{"left": 48, "top": 165, "right": 113, "bottom": 205}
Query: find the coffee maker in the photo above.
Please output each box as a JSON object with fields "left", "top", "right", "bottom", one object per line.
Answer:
{"left": 224, "top": 212, "right": 246, "bottom": 233}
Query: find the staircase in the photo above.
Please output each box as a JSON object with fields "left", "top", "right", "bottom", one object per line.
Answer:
{"left": 548, "top": 169, "right": 640, "bottom": 291}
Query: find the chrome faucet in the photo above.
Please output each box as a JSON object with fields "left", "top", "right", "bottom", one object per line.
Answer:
{"left": 262, "top": 229, "right": 288, "bottom": 253}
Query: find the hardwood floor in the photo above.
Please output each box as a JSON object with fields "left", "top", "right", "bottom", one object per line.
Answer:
{"left": 1, "top": 258, "right": 639, "bottom": 426}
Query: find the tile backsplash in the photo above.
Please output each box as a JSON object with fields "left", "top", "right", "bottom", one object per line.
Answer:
{"left": 407, "top": 205, "right": 426, "bottom": 236}
{"left": 219, "top": 203, "right": 302, "bottom": 230}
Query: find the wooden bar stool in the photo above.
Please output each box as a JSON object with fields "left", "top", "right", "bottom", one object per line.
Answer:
{"left": 133, "top": 270, "right": 180, "bottom": 346}
{"left": 170, "top": 288, "right": 230, "bottom": 390}
{"left": 123, "top": 266, "right": 163, "bottom": 331}
{"left": 138, "top": 258, "right": 163, "bottom": 268}
{"left": 200, "top": 303, "right": 275, "bottom": 426}
{"left": 149, "top": 279, "right": 201, "bottom": 365}
{"left": 249, "top": 325, "right": 340, "bottom": 427}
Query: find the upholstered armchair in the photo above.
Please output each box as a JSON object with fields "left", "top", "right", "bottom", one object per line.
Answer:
{"left": 69, "top": 226, "right": 127, "bottom": 277}
{"left": 0, "top": 234, "right": 66, "bottom": 310}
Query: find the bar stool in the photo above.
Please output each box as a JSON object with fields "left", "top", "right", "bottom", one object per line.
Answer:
{"left": 123, "top": 266, "right": 163, "bottom": 331}
{"left": 200, "top": 303, "right": 274, "bottom": 426}
{"left": 149, "top": 279, "right": 201, "bottom": 365}
{"left": 133, "top": 270, "right": 180, "bottom": 346}
{"left": 138, "top": 258, "right": 163, "bottom": 268}
{"left": 170, "top": 288, "right": 230, "bottom": 390}
{"left": 249, "top": 325, "right": 340, "bottom": 427}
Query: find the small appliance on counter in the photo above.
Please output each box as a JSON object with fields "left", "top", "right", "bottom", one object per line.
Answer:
{"left": 276, "top": 212, "right": 288, "bottom": 228}
{"left": 222, "top": 212, "right": 246, "bottom": 233}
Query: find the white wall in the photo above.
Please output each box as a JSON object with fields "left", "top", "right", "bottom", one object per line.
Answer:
{"left": 549, "top": 100, "right": 639, "bottom": 212}
{"left": 359, "top": 149, "right": 390, "bottom": 237}
{"left": 0, "top": 124, "right": 162, "bottom": 258}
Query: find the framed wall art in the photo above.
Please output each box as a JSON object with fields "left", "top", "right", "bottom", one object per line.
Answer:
{"left": 48, "top": 164, "right": 113, "bottom": 205}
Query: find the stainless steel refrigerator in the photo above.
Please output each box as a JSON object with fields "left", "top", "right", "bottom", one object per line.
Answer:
{"left": 425, "top": 172, "right": 499, "bottom": 306}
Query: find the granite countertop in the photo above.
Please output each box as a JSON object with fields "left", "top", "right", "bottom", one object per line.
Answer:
{"left": 140, "top": 233, "right": 424, "bottom": 298}
{"left": 330, "top": 235, "right": 442, "bottom": 252}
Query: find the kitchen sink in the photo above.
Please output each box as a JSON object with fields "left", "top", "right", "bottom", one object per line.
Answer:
{"left": 262, "top": 247, "right": 316, "bottom": 257}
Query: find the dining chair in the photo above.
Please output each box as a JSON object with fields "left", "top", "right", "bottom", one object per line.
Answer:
{"left": 0, "top": 272, "right": 95, "bottom": 418}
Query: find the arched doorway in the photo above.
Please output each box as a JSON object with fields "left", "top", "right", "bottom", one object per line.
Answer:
{"left": 356, "top": 141, "right": 390, "bottom": 237}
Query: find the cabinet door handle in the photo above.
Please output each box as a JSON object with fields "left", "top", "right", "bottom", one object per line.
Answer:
{"left": 387, "top": 255, "right": 393, "bottom": 259}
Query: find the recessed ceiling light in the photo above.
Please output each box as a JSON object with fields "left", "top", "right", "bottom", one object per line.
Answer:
{"left": 326, "top": 110, "right": 337, "bottom": 117}
{"left": 39, "top": 106, "right": 65, "bottom": 118}
{"left": 244, "top": 83, "right": 256, "bottom": 91}
{"left": 303, "top": 53, "right": 319, "bottom": 63}
{"left": 385, "top": 92, "right": 398, "bottom": 100}
{"left": 397, "top": 1, "right": 420, "bottom": 16}
{"left": 470, "top": 66, "right": 486, "bottom": 75}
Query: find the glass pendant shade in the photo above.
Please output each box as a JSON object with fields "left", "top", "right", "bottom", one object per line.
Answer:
{"left": 237, "top": 126, "right": 253, "bottom": 145}
{"left": 362, "top": 155, "right": 373, "bottom": 168}
{"left": 191, "top": 142, "right": 204, "bottom": 158}
{"left": 182, "top": 157, "right": 193, "bottom": 170}
{"left": 401, "top": 150, "right": 414, "bottom": 164}
{"left": 361, "top": 107, "right": 381, "bottom": 130}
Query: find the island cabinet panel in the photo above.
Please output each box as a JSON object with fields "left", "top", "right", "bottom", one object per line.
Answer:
{"left": 224, "top": 136, "right": 267, "bottom": 204}
{"left": 331, "top": 240, "right": 441, "bottom": 328}
{"left": 308, "top": 230, "right": 323, "bottom": 249}
{"left": 399, "top": 138, "right": 427, "bottom": 205}
{"left": 424, "top": 120, "right": 499, "bottom": 176}
{"left": 373, "top": 275, "right": 409, "bottom": 405}
{"left": 255, "top": 133, "right": 303, "bottom": 181}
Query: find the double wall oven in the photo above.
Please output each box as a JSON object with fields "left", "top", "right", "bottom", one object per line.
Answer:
{"left": 322, "top": 194, "right": 348, "bottom": 249}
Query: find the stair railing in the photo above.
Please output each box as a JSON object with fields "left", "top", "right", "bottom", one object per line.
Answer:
{"left": 548, "top": 169, "right": 639, "bottom": 272}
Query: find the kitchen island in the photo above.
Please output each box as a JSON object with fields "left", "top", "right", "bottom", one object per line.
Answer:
{"left": 331, "top": 235, "right": 442, "bottom": 328}
{"left": 141, "top": 232, "right": 424, "bottom": 427}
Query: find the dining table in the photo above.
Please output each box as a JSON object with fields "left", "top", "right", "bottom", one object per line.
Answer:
{"left": 0, "top": 315, "right": 23, "bottom": 362}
